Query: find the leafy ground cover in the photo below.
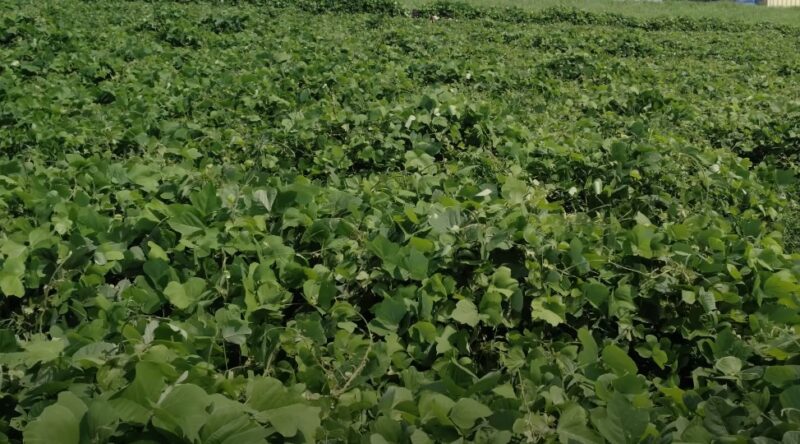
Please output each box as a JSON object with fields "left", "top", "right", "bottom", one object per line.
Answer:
{"left": 0, "top": 0, "right": 799, "bottom": 443}
{"left": 401, "top": 0, "right": 800, "bottom": 27}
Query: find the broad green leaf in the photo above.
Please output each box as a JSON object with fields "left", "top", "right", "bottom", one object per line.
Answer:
{"left": 631, "top": 224, "right": 654, "bottom": 258}
{"left": 780, "top": 386, "right": 800, "bottom": 411}
{"left": 765, "top": 366, "right": 800, "bottom": 388}
{"left": 369, "top": 236, "right": 401, "bottom": 262}
{"left": 418, "top": 392, "right": 455, "bottom": 426}
{"left": 253, "top": 188, "right": 277, "bottom": 212}
{"left": 373, "top": 295, "right": 407, "bottom": 331}
{"left": 24, "top": 405, "right": 81, "bottom": 444}
{"left": 0, "top": 337, "right": 67, "bottom": 367}
{"left": 260, "top": 404, "right": 321, "bottom": 442}
{"left": 577, "top": 328, "right": 598, "bottom": 367}
{"left": 0, "top": 272, "right": 24, "bottom": 297}
{"left": 24, "top": 392, "right": 87, "bottom": 444}
{"left": 164, "top": 277, "right": 207, "bottom": 310}
{"left": 764, "top": 270, "right": 800, "bottom": 300}
{"left": 557, "top": 404, "right": 603, "bottom": 444}
{"left": 401, "top": 248, "right": 429, "bottom": 281}
{"left": 591, "top": 394, "right": 648, "bottom": 444}
{"left": 72, "top": 342, "right": 116, "bottom": 368}
{"left": 201, "top": 397, "right": 268, "bottom": 444}
{"left": 166, "top": 205, "right": 206, "bottom": 236}
{"left": 602, "top": 344, "right": 638, "bottom": 375}
{"left": 451, "top": 299, "right": 480, "bottom": 327}
{"left": 190, "top": 183, "right": 222, "bottom": 216}
{"left": 247, "top": 377, "right": 298, "bottom": 411}
{"left": 0, "top": 255, "right": 26, "bottom": 297}
{"left": 784, "top": 431, "right": 800, "bottom": 444}
{"left": 532, "top": 296, "right": 566, "bottom": 326}
{"left": 86, "top": 400, "right": 119, "bottom": 443}
{"left": 449, "top": 398, "right": 492, "bottom": 430}
{"left": 153, "top": 384, "right": 212, "bottom": 442}
{"left": 714, "top": 356, "right": 742, "bottom": 376}
{"left": 583, "top": 282, "right": 609, "bottom": 309}
{"left": 147, "top": 241, "right": 169, "bottom": 261}
{"left": 122, "top": 361, "right": 166, "bottom": 418}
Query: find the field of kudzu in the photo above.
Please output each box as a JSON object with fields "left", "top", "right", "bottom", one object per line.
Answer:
{"left": 1, "top": 0, "right": 799, "bottom": 442}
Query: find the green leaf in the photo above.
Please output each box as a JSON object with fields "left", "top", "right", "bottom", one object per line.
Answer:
{"left": 164, "top": 281, "right": 189, "bottom": 309}
{"left": 401, "top": 248, "right": 429, "bottom": 281}
{"left": 0, "top": 272, "right": 24, "bottom": 297}
{"left": 765, "top": 366, "right": 800, "bottom": 388}
{"left": 72, "top": 342, "right": 116, "bottom": 368}
{"left": 152, "top": 384, "right": 212, "bottom": 442}
{"left": 419, "top": 392, "right": 455, "bottom": 426}
{"left": 591, "top": 394, "right": 648, "bottom": 444}
{"left": 190, "top": 183, "right": 222, "bottom": 216}
{"left": 373, "top": 295, "right": 407, "bottom": 331}
{"left": 602, "top": 344, "right": 638, "bottom": 375}
{"left": 253, "top": 188, "right": 277, "bottom": 212}
{"left": 583, "top": 282, "right": 609, "bottom": 309}
{"left": 780, "top": 386, "right": 800, "bottom": 411}
{"left": 167, "top": 205, "right": 206, "bottom": 236}
{"left": 764, "top": 270, "right": 800, "bottom": 299}
{"left": 449, "top": 398, "right": 492, "bottom": 430}
{"left": 164, "top": 277, "right": 207, "bottom": 310}
{"left": 86, "top": 400, "right": 119, "bottom": 443}
{"left": 784, "top": 431, "right": 800, "bottom": 444}
{"left": 714, "top": 356, "right": 742, "bottom": 376}
{"left": 260, "top": 404, "right": 321, "bottom": 442}
{"left": 201, "top": 397, "right": 268, "bottom": 444}
{"left": 557, "top": 404, "right": 603, "bottom": 444}
{"left": 531, "top": 296, "right": 566, "bottom": 326}
{"left": 24, "top": 405, "right": 81, "bottom": 444}
{"left": 577, "top": 328, "right": 598, "bottom": 367}
{"left": 246, "top": 377, "right": 298, "bottom": 411}
{"left": 451, "top": 299, "right": 480, "bottom": 327}
{"left": 0, "top": 255, "right": 26, "bottom": 297}
{"left": 631, "top": 224, "right": 654, "bottom": 258}
{"left": 1, "top": 336, "right": 67, "bottom": 367}
{"left": 122, "top": 361, "right": 166, "bottom": 422}
{"left": 24, "top": 392, "right": 88, "bottom": 444}
{"left": 369, "top": 235, "right": 401, "bottom": 262}
{"left": 147, "top": 241, "right": 169, "bottom": 261}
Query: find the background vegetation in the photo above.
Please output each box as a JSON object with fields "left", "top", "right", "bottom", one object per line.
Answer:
{"left": 0, "top": 0, "right": 798, "bottom": 442}
{"left": 402, "top": 0, "right": 800, "bottom": 26}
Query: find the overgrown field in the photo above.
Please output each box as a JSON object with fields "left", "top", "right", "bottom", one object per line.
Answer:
{"left": 400, "top": 0, "right": 800, "bottom": 27}
{"left": 1, "top": 0, "right": 799, "bottom": 443}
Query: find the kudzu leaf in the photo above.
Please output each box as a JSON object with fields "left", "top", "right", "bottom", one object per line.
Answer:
{"left": 765, "top": 366, "right": 800, "bottom": 388}
{"left": 602, "top": 344, "right": 638, "bottom": 375}
{"left": 715, "top": 356, "right": 742, "bottom": 376}
{"left": 451, "top": 299, "right": 480, "bottom": 327}
{"left": 577, "top": 327, "right": 598, "bottom": 367}
{"left": 201, "top": 397, "right": 268, "bottom": 444}
{"left": 152, "top": 384, "right": 212, "bottom": 442}
{"left": 780, "top": 386, "right": 800, "bottom": 411}
{"left": 450, "top": 398, "right": 492, "bottom": 430}
{"left": 591, "top": 394, "right": 648, "bottom": 444}
{"left": 164, "top": 277, "right": 207, "bottom": 310}
{"left": 24, "top": 405, "right": 81, "bottom": 444}
{"left": 557, "top": 404, "right": 603, "bottom": 444}
{"left": 764, "top": 270, "right": 800, "bottom": 299}
{"left": 532, "top": 297, "right": 566, "bottom": 326}
{"left": 0, "top": 255, "right": 26, "bottom": 297}
{"left": 260, "top": 404, "right": 321, "bottom": 441}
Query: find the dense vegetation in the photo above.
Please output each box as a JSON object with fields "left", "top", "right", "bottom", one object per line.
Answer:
{"left": 1, "top": 0, "right": 799, "bottom": 442}
{"left": 401, "top": 0, "right": 800, "bottom": 27}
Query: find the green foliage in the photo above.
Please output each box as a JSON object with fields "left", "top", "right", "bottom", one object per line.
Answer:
{"left": 0, "top": 0, "right": 798, "bottom": 443}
